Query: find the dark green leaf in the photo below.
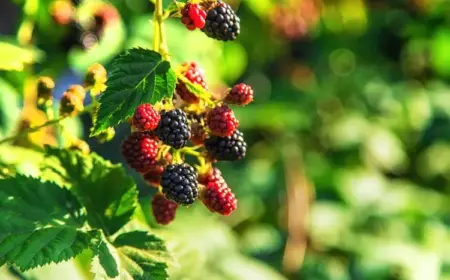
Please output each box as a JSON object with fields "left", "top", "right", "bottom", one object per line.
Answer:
{"left": 41, "top": 148, "right": 138, "bottom": 236}
{"left": 114, "top": 231, "right": 171, "bottom": 280}
{"left": 91, "top": 231, "right": 171, "bottom": 280}
{"left": 0, "top": 175, "right": 90, "bottom": 271}
{"left": 0, "top": 228, "right": 92, "bottom": 271}
{"left": 91, "top": 48, "right": 176, "bottom": 136}
{"left": 0, "top": 175, "right": 85, "bottom": 239}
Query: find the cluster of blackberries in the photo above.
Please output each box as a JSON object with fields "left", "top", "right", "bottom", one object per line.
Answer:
{"left": 180, "top": 0, "right": 241, "bottom": 41}
{"left": 121, "top": 61, "right": 254, "bottom": 225}
{"left": 50, "top": 0, "right": 119, "bottom": 51}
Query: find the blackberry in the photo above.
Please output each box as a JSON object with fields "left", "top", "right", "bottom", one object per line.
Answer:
{"left": 201, "top": 180, "right": 237, "bottom": 216}
{"left": 181, "top": 3, "right": 207, "bottom": 30}
{"left": 156, "top": 109, "right": 191, "bottom": 149}
{"left": 161, "top": 164, "right": 199, "bottom": 206}
{"left": 206, "top": 105, "right": 239, "bottom": 137}
{"left": 205, "top": 130, "right": 247, "bottom": 161}
{"left": 176, "top": 62, "right": 208, "bottom": 104}
{"left": 202, "top": 1, "right": 240, "bottom": 41}
{"left": 199, "top": 167, "right": 224, "bottom": 185}
{"left": 225, "top": 83, "right": 254, "bottom": 106}
{"left": 152, "top": 193, "right": 178, "bottom": 225}
{"left": 121, "top": 131, "right": 159, "bottom": 173}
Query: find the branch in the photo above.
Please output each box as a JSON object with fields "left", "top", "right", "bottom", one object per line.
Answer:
{"left": 281, "top": 143, "right": 314, "bottom": 275}
{"left": 153, "top": 0, "right": 169, "bottom": 60}
{"left": 0, "top": 104, "right": 95, "bottom": 146}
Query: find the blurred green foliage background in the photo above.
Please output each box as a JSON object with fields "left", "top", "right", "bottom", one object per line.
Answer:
{"left": 1, "top": 0, "right": 450, "bottom": 279}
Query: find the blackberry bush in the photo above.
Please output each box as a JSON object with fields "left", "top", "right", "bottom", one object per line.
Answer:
{"left": 0, "top": 0, "right": 254, "bottom": 275}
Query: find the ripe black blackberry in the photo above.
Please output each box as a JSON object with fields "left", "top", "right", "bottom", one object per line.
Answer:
{"left": 156, "top": 109, "right": 191, "bottom": 149}
{"left": 205, "top": 130, "right": 247, "bottom": 161}
{"left": 160, "top": 164, "right": 199, "bottom": 206}
{"left": 202, "top": 1, "right": 240, "bottom": 41}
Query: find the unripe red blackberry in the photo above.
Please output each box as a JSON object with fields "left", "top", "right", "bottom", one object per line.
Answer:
{"left": 198, "top": 167, "right": 224, "bottom": 185}
{"left": 156, "top": 109, "right": 191, "bottom": 149}
{"left": 176, "top": 62, "right": 208, "bottom": 104}
{"left": 206, "top": 105, "right": 239, "bottom": 137}
{"left": 132, "top": 104, "right": 161, "bottom": 131}
{"left": 37, "top": 76, "right": 55, "bottom": 104}
{"left": 121, "top": 131, "right": 159, "bottom": 173}
{"left": 225, "top": 83, "right": 253, "bottom": 106}
{"left": 205, "top": 130, "right": 247, "bottom": 161}
{"left": 202, "top": 1, "right": 240, "bottom": 41}
{"left": 201, "top": 180, "right": 237, "bottom": 216}
{"left": 152, "top": 193, "right": 178, "bottom": 225}
{"left": 181, "top": 3, "right": 207, "bottom": 30}
{"left": 161, "top": 163, "right": 198, "bottom": 206}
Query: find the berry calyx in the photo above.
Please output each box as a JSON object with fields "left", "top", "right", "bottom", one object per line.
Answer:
{"left": 176, "top": 62, "right": 208, "bottom": 104}
{"left": 201, "top": 180, "right": 237, "bottom": 216}
{"left": 225, "top": 83, "right": 254, "bottom": 106}
{"left": 181, "top": 3, "right": 207, "bottom": 30}
{"left": 152, "top": 193, "right": 178, "bottom": 225}
{"left": 132, "top": 103, "right": 161, "bottom": 131}
{"left": 121, "top": 131, "right": 159, "bottom": 173}
{"left": 161, "top": 163, "right": 198, "bottom": 205}
{"left": 205, "top": 130, "right": 247, "bottom": 161}
{"left": 206, "top": 105, "right": 239, "bottom": 137}
{"left": 156, "top": 109, "right": 191, "bottom": 149}
{"left": 202, "top": 1, "right": 240, "bottom": 41}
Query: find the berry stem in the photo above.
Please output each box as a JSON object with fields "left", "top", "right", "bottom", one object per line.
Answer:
{"left": 153, "top": 0, "right": 169, "bottom": 60}
{"left": 179, "top": 147, "right": 201, "bottom": 157}
{"left": 0, "top": 103, "right": 95, "bottom": 145}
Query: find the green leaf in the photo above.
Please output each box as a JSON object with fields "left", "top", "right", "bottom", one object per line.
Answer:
{"left": 0, "top": 175, "right": 90, "bottom": 271}
{"left": 91, "top": 48, "right": 176, "bottom": 136}
{"left": 90, "top": 233, "right": 119, "bottom": 278}
{"left": 0, "top": 228, "right": 93, "bottom": 271}
{"left": 176, "top": 72, "right": 211, "bottom": 100}
{"left": 0, "top": 175, "right": 85, "bottom": 238}
{"left": 41, "top": 148, "right": 138, "bottom": 236}
{"left": 0, "top": 40, "right": 43, "bottom": 71}
{"left": 91, "top": 231, "right": 171, "bottom": 280}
